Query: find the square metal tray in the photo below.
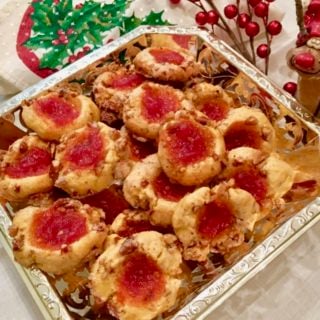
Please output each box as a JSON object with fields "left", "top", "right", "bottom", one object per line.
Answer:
{"left": 1, "top": 26, "right": 320, "bottom": 320}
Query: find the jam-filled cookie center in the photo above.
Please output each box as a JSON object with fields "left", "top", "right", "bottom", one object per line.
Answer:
{"left": 5, "top": 147, "right": 51, "bottom": 179}
{"left": 117, "top": 252, "right": 165, "bottom": 306}
{"left": 152, "top": 172, "right": 194, "bottom": 201}
{"left": 111, "top": 73, "right": 145, "bottom": 90}
{"left": 200, "top": 100, "right": 229, "bottom": 121}
{"left": 149, "top": 48, "right": 185, "bottom": 65}
{"left": 31, "top": 203, "right": 87, "bottom": 250}
{"left": 233, "top": 166, "right": 268, "bottom": 203}
{"left": 141, "top": 85, "right": 180, "bottom": 123}
{"left": 35, "top": 95, "right": 80, "bottom": 126}
{"left": 164, "top": 119, "right": 213, "bottom": 165}
{"left": 64, "top": 126, "right": 105, "bottom": 170}
{"left": 224, "top": 120, "right": 263, "bottom": 151}
{"left": 197, "top": 199, "right": 234, "bottom": 239}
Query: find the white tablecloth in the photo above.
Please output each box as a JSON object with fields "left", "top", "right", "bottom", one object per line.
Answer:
{"left": 1, "top": 1, "right": 320, "bottom": 319}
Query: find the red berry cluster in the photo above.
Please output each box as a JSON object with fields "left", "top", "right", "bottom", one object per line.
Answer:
{"left": 195, "top": 10, "right": 219, "bottom": 25}
{"left": 170, "top": 0, "right": 283, "bottom": 74}
{"left": 52, "top": 29, "right": 74, "bottom": 46}
{"left": 68, "top": 46, "right": 91, "bottom": 63}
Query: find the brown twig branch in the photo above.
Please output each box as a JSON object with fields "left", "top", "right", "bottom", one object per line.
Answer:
{"left": 295, "top": 0, "right": 306, "bottom": 33}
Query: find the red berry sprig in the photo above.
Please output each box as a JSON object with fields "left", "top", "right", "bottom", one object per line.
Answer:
{"left": 181, "top": 0, "right": 282, "bottom": 74}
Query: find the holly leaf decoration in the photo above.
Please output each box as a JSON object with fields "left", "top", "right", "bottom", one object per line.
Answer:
{"left": 121, "top": 11, "right": 172, "bottom": 35}
{"left": 24, "top": 0, "right": 131, "bottom": 69}
{"left": 23, "top": 0, "right": 173, "bottom": 70}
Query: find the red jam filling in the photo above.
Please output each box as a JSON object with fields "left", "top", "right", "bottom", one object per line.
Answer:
{"left": 64, "top": 126, "right": 104, "bottom": 169}
{"left": 164, "top": 119, "right": 212, "bottom": 165}
{"left": 31, "top": 201, "right": 87, "bottom": 250}
{"left": 150, "top": 48, "right": 184, "bottom": 65}
{"left": 82, "top": 187, "right": 129, "bottom": 225}
{"left": 201, "top": 100, "right": 229, "bottom": 121}
{"left": 35, "top": 95, "right": 80, "bottom": 126}
{"left": 118, "top": 220, "right": 155, "bottom": 237}
{"left": 111, "top": 73, "right": 145, "bottom": 90}
{"left": 5, "top": 147, "right": 51, "bottom": 179}
{"left": 129, "top": 136, "right": 157, "bottom": 161}
{"left": 117, "top": 252, "right": 165, "bottom": 306}
{"left": 172, "top": 35, "right": 192, "bottom": 49}
{"left": 141, "top": 85, "right": 180, "bottom": 123}
{"left": 224, "top": 121, "right": 262, "bottom": 151}
{"left": 233, "top": 166, "right": 268, "bottom": 203}
{"left": 152, "top": 172, "right": 194, "bottom": 201}
{"left": 197, "top": 199, "right": 234, "bottom": 239}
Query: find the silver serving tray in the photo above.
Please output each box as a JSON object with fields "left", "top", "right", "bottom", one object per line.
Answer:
{"left": 1, "top": 26, "right": 320, "bottom": 320}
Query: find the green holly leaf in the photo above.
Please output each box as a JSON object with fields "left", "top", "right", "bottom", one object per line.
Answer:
{"left": 54, "top": 0, "right": 73, "bottom": 19}
{"left": 24, "top": 0, "right": 174, "bottom": 71}
{"left": 40, "top": 45, "right": 69, "bottom": 69}
{"left": 120, "top": 11, "right": 173, "bottom": 35}
{"left": 31, "top": 2, "right": 58, "bottom": 31}
{"left": 142, "top": 11, "right": 172, "bottom": 26}
{"left": 24, "top": 35, "right": 54, "bottom": 49}
{"left": 85, "top": 29, "right": 103, "bottom": 46}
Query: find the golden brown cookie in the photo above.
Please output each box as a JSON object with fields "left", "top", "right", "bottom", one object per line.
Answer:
{"left": 22, "top": 91, "right": 100, "bottom": 141}
{"left": 158, "top": 111, "right": 225, "bottom": 186}
{"left": 172, "top": 183, "right": 260, "bottom": 261}
{"left": 223, "top": 153, "right": 295, "bottom": 205}
{"left": 133, "top": 47, "right": 199, "bottom": 82}
{"left": 218, "top": 106, "right": 275, "bottom": 153}
{"left": 123, "top": 82, "right": 192, "bottom": 139}
{"left": 185, "top": 82, "right": 234, "bottom": 122}
{"left": 92, "top": 67, "right": 145, "bottom": 126}
{"left": 90, "top": 232, "right": 183, "bottom": 320}
{"left": 0, "top": 135, "right": 53, "bottom": 201}
{"left": 10, "top": 198, "right": 106, "bottom": 275}
{"left": 54, "top": 122, "right": 119, "bottom": 197}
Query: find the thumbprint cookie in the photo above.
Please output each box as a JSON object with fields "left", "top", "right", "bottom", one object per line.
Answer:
{"left": 223, "top": 153, "right": 295, "bottom": 206}
{"left": 172, "top": 184, "right": 260, "bottom": 262}
{"left": 133, "top": 47, "right": 199, "bottom": 82}
{"left": 22, "top": 92, "right": 100, "bottom": 140}
{"left": 185, "top": 82, "right": 234, "bottom": 122}
{"left": 123, "top": 82, "right": 192, "bottom": 139}
{"left": 10, "top": 199, "right": 106, "bottom": 275}
{"left": 218, "top": 106, "right": 276, "bottom": 153}
{"left": 92, "top": 67, "right": 145, "bottom": 126}
{"left": 0, "top": 135, "right": 53, "bottom": 201}
{"left": 54, "top": 122, "right": 119, "bottom": 197}
{"left": 158, "top": 111, "right": 225, "bottom": 186}
{"left": 90, "top": 232, "right": 183, "bottom": 320}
